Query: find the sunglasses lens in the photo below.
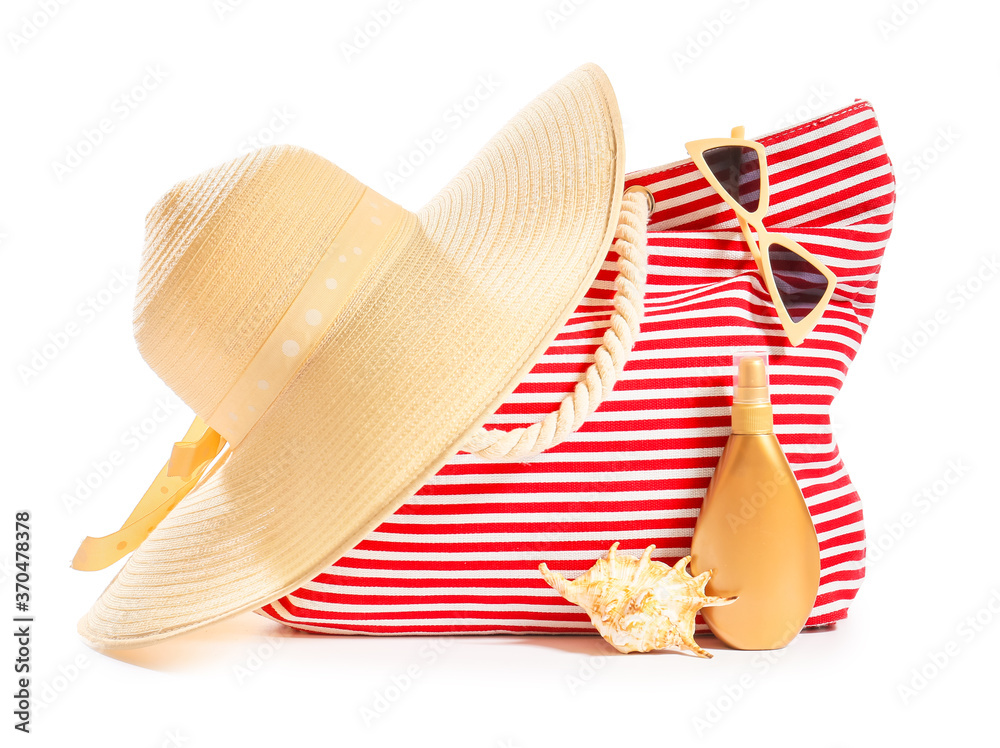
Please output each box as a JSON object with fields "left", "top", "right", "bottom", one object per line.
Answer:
{"left": 703, "top": 146, "right": 761, "bottom": 213}
{"left": 768, "top": 241, "right": 831, "bottom": 323}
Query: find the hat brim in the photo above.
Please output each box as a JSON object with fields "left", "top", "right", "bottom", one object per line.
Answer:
{"left": 79, "top": 63, "right": 624, "bottom": 648}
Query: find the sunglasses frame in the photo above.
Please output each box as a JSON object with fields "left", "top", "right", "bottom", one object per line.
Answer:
{"left": 685, "top": 127, "right": 837, "bottom": 347}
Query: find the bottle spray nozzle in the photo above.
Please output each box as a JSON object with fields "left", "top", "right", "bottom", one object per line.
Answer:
{"left": 731, "top": 353, "right": 773, "bottom": 434}
{"left": 734, "top": 356, "right": 769, "bottom": 405}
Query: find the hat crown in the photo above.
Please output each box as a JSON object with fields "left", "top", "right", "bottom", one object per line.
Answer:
{"left": 136, "top": 146, "right": 368, "bottom": 418}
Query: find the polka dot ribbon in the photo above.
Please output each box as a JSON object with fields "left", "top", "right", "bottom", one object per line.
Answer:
{"left": 206, "top": 187, "right": 402, "bottom": 446}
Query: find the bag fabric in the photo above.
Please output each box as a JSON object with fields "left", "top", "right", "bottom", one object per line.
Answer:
{"left": 259, "top": 101, "right": 895, "bottom": 635}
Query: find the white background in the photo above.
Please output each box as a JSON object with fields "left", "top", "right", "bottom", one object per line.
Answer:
{"left": 2, "top": 0, "right": 998, "bottom": 745}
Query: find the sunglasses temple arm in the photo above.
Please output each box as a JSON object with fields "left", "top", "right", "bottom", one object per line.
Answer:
{"left": 737, "top": 215, "right": 764, "bottom": 273}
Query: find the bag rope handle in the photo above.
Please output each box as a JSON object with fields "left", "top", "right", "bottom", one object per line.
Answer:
{"left": 461, "top": 185, "right": 654, "bottom": 460}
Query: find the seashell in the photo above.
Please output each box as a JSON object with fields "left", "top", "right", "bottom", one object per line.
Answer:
{"left": 540, "top": 543, "right": 737, "bottom": 657}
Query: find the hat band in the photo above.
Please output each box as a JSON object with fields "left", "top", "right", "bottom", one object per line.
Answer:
{"left": 206, "top": 187, "right": 403, "bottom": 446}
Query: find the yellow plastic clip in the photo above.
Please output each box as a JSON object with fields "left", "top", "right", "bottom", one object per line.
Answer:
{"left": 71, "top": 417, "right": 226, "bottom": 571}
{"left": 168, "top": 426, "right": 223, "bottom": 479}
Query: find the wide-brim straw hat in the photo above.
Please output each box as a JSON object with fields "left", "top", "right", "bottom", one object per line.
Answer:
{"left": 77, "top": 63, "right": 641, "bottom": 648}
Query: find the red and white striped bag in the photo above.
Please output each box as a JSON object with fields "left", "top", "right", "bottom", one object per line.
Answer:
{"left": 260, "top": 101, "right": 895, "bottom": 635}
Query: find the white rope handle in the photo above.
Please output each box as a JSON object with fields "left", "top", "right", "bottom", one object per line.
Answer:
{"left": 462, "top": 186, "right": 653, "bottom": 460}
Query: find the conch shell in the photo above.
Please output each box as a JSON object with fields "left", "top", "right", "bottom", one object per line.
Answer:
{"left": 540, "top": 543, "right": 736, "bottom": 657}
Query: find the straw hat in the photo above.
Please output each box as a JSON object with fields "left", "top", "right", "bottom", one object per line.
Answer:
{"left": 76, "top": 63, "right": 644, "bottom": 648}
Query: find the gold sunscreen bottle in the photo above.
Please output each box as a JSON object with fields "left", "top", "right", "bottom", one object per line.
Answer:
{"left": 691, "top": 354, "right": 821, "bottom": 650}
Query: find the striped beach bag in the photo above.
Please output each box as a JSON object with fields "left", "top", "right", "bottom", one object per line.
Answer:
{"left": 260, "top": 100, "right": 895, "bottom": 635}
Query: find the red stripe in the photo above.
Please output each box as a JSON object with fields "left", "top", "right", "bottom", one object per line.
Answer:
{"left": 821, "top": 548, "right": 867, "bottom": 569}
{"left": 819, "top": 529, "right": 866, "bottom": 553}
{"left": 262, "top": 620, "right": 597, "bottom": 634}
{"left": 820, "top": 567, "right": 865, "bottom": 586}
{"left": 278, "top": 601, "right": 587, "bottom": 623}
{"left": 414, "top": 477, "right": 713, "bottom": 496}
{"left": 394, "top": 498, "right": 705, "bottom": 515}
{"left": 815, "top": 509, "right": 865, "bottom": 536}
{"left": 806, "top": 608, "right": 849, "bottom": 627}
{"left": 813, "top": 586, "right": 861, "bottom": 609}
{"left": 375, "top": 517, "right": 697, "bottom": 535}
{"left": 352, "top": 537, "right": 695, "bottom": 554}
